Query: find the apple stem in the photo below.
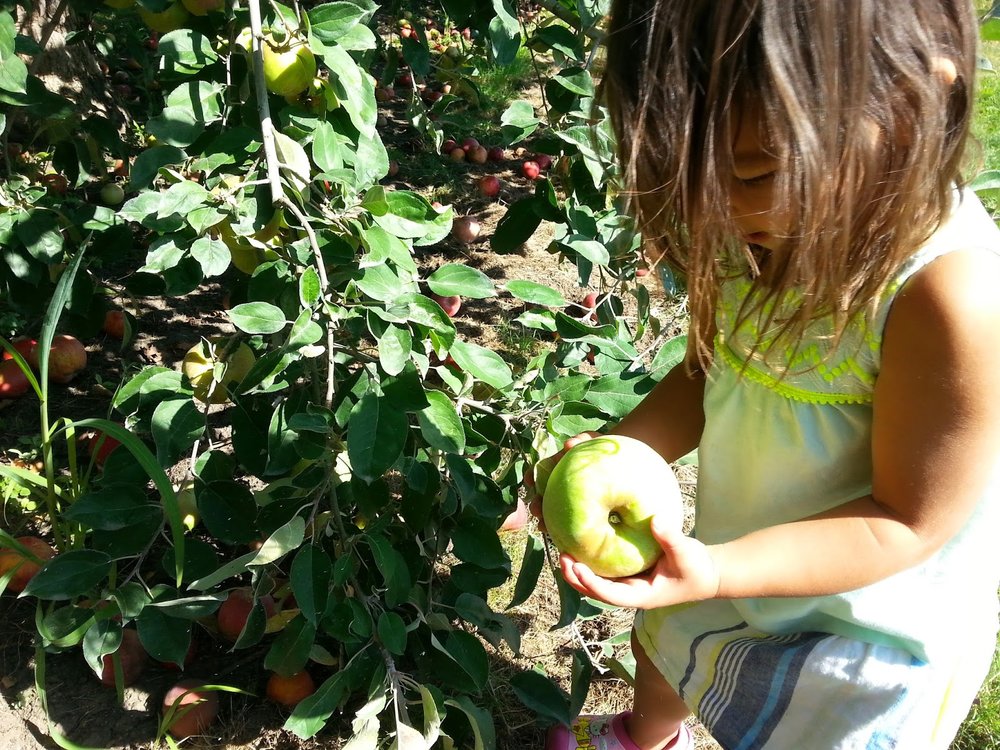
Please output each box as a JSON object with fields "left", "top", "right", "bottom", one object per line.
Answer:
{"left": 608, "top": 512, "right": 622, "bottom": 525}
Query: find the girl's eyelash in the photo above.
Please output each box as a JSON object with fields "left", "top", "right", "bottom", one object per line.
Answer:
{"left": 739, "top": 172, "right": 776, "bottom": 186}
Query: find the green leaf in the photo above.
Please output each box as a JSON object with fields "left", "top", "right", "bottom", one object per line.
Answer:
{"left": 377, "top": 324, "right": 411, "bottom": 377}
{"left": 504, "top": 280, "right": 566, "bottom": 307}
{"left": 416, "top": 390, "right": 465, "bottom": 454}
{"left": 62, "top": 485, "right": 159, "bottom": 531}
{"left": 199, "top": 481, "right": 258, "bottom": 545}
{"left": 444, "top": 695, "right": 496, "bottom": 750}
{"left": 491, "top": 197, "right": 542, "bottom": 254}
{"left": 189, "top": 236, "right": 230, "bottom": 277}
{"left": 136, "top": 607, "right": 192, "bottom": 667}
{"left": 449, "top": 340, "right": 513, "bottom": 389}
{"left": 451, "top": 513, "right": 510, "bottom": 570}
{"left": 510, "top": 669, "right": 572, "bottom": 726}
{"left": 129, "top": 145, "right": 186, "bottom": 190}
{"left": 347, "top": 393, "right": 408, "bottom": 482}
{"left": 228, "top": 302, "right": 288, "bottom": 334}
{"left": 499, "top": 99, "right": 541, "bottom": 144}
{"left": 309, "top": 2, "right": 368, "bottom": 44}
{"left": 273, "top": 130, "right": 312, "bottom": 192}
{"left": 649, "top": 335, "right": 688, "bottom": 378}
{"left": 488, "top": 0, "right": 521, "bottom": 66}
{"left": 584, "top": 372, "right": 657, "bottom": 419}
{"left": 158, "top": 29, "right": 219, "bottom": 74}
{"left": 377, "top": 611, "right": 407, "bottom": 655}
{"left": 507, "top": 534, "right": 545, "bottom": 609}
{"left": 23, "top": 550, "right": 111, "bottom": 600}
{"left": 290, "top": 544, "right": 332, "bottom": 625}
{"left": 151, "top": 398, "right": 206, "bottom": 467}
{"left": 299, "top": 266, "right": 321, "bottom": 307}
{"left": 427, "top": 264, "right": 496, "bottom": 299}
{"left": 265, "top": 614, "right": 316, "bottom": 676}
{"left": 553, "top": 66, "right": 594, "bottom": 97}
{"left": 0, "top": 11, "right": 28, "bottom": 96}
{"left": 367, "top": 533, "right": 412, "bottom": 607}
{"left": 285, "top": 671, "right": 349, "bottom": 739}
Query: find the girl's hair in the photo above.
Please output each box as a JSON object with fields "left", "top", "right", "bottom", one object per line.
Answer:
{"left": 601, "top": 0, "right": 978, "bottom": 370}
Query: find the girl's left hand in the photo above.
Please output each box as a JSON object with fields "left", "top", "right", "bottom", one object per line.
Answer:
{"left": 558, "top": 514, "right": 722, "bottom": 610}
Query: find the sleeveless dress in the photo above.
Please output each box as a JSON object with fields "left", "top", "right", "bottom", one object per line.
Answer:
{"left": 634, "top": 190, "right": 1000, "bottom": 750}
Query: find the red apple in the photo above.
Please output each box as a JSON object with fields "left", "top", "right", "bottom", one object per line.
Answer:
{"left": 0, "top": 360, "right": 29, "bottom": 399}
{"left": 452, "top": 216, "right": 481, "bottom": 244}
{"left": 81, "top": 429, "right": 122, "bottom": 468}
{"left": 577, "top": 293, "right": 599, "bottom": 323}
{"left": 461, "top": 137, "right": 480, "bottom": 153}
{"left": 103, "top": 310, "right": 126, "bottom": 340}
{"left": 266, "top": 670, "right": 316, "bottom": 707}
{"left": 521, "top": 160, "right": 541, "bottom": 180}
{"left": 449, "top": 147, "right": 466, "bottom": 163}
{"left": 396, "top": 71, "right": 413, "bottom": 88}
{"left": 216, "top": 588, "right": 276, "bottom": 641}
{"left": 99, "top": 628, "right": 148, "bottom": 687}
{"left": 37, "top": 334, "right": 87, "bottom": 384}
{"left": 486, "top": 146, "right": 505, "bottom": 162}
{"left": 478, "top": 175, "right": 501, "bottom": 198}
{"left": 467, "top": 145, "right": 488, "bottom": 164}
{"left": 162, "top": 679, "right": 219, "bottom": 738}
{"left": 0, "top": 536, "right": 54, "bottom": 592}
{"left": 400, "top": 26, "right": 413, "bottom": 39}
{"left": 430, "top": 293, "right": 462, "bottom": 317}
{"left": 2, "top": 338, "right": 36, "bottom": 363}
{"left": 533, "top": 153, "right": 553, "bottom": 170}
{"left": 441, "top": 139, "right": 457, "bottom": 155}
{"left": 387, "top": 160, "right": 400, "bottom": 178}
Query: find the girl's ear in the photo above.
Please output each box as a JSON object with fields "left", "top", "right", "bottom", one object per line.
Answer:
{"left": 931, "top": 56, "right": 958, "bottom": 86}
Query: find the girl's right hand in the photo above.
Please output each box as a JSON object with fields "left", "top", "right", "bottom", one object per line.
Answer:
{"left": 525, "top": 431, "right": 602, "bottom": 533}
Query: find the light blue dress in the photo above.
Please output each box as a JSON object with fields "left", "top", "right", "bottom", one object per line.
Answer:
{"left": 635, "top": 191, "right": 1000, "bottom": 750}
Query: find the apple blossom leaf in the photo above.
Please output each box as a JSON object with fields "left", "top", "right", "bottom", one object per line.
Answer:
{"left": 273, "top": 130, "right": 311, "bottom": 193}
{"left": 500, "top": 100, "right": 541, "bottom": 144}
{"left": 377, "top": 611, "right": 407, "bottom": 655}
{"left": 444, "top": 695, "right": 496, "bottom": 750}
{"left": 510, "top": 669, "right": 572, "bottom": 726}
{"left": 507, "top": 533, "right": 544, "bottom": 610}
{"left": 504, "top": 280, "right": 566, "bottom": 307}
{"left": 488, "top": 0, "right": 520, "bottom": 66}
{"left": 454, "top": 593, "right": 520, "bottom": 654}
{"left": 290, "top": 544, "right": 332, "bottom": 625}
{"left": 448, "top": 340, "right": 513, "bottom": 390}
{"left": 23, "top": 549, "right": 111, "bottom": 600}
{"left": 136, "top": 607, "right": 192, "bottom": 667}
{"left": 198, "top": 481, "right": 258, "bottom": 545}
{"left": 426, "top": 264, "right": 496, "bottom": 299}
{"left": 62, "top": 485, "right": 156, "bottom": 531}
{"left": 451, "top": 513, "right": 510, "bottom": 570}
{"left": 82, "top": 619, "right": 120, "bottom": 676}
{"left": 158, "top": 29, "right": 218, "bottom": 75}
{"left": 228, "top": 302, "right": 288, "bottom": 335}
{"left": 378, "top": 324, "right": 412, "bottom": 376}
{"left": 308, "top": 2, "right": 368, "bottom": 43}
{"left": 491, "top": 197, "right": 541, "bottom": 254}
{"left": 189, "top": 236, "right": 230, "bottom": 278}
{"left": 416, "top": 390, "right": 465, "bottom": 454}
{"left": 367, "top": 532, "right": 412, "bottom": 607}
{"left": 265, "top": 614, "right": 316, "bottom": 676}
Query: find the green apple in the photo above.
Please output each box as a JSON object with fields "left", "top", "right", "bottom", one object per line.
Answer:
{"left": 262, "top": 34, "right": 317, "bottom": 98}
{"left": 541, "top": 435, "right": 681, "bottom": 578}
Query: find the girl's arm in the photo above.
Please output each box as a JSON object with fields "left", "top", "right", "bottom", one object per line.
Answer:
{"left": 563, "top": 248, "right": 1000, "bottom": 608}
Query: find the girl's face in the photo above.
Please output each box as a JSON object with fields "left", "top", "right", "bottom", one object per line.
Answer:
{"left": 728, "top": 113, "right": 790, "bottom": 254}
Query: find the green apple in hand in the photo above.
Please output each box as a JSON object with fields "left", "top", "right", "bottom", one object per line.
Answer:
{"left": 541, "top": 435, "right": 682, "bottom": 578}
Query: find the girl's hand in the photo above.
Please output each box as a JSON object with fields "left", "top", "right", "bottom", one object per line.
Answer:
{"left": 525, "top": 432, "right": 601, "bottom": 533}
{"left": 558, "top": 514, "right": 721, "bottom": 610}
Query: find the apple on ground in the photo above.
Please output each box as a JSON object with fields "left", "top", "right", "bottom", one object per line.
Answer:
{"left": 0, "top": 536, "right": 55, "bottom": 592}
{"left": 467, "top": 145, "right": 488, "bottom": 164}
{"left": 430, "top": 293, "right": 462, "bottom": 317}
{"left": 216, "top": 588, "right": 277, "bottom": 641}
{"left": 451, "top": 216, "right": 481, "bottom": 244}
{"left": 441, "top": 139, "right": 457, "bottom": 155}
{"left": 99, "top": 628, "right": 148, "bottom": 687}
{"left": 387, "top": 160, "right": 400, "bottom": 178}
{"left": 81, "top": 429, "right": 122, "bottom": 468}
{"left": 100, "top": 183, "right": 125, "bottom": 206}
{"left": 30, "top": 334, "right": 87, "bottom": 383}
{"left": 0, "top": 360, "right": 30, "bottom": 399}
{"left": 521, "top": 160, "right": 541, "bottom": 180}
{"left": 162, "top": 679, "right": 219, "bottom": 738}
{"left": 266, "top": 670, "right": 316, "bottom": 706}
{"left": 103, "top": 310, "right": 126, "bottom": 339}
{"left": 540, "top": 434, "right": 683, "bottom": 578}
{"left": 486, "top": 146, "right": 505, "bottom": 162}
{"left": 461, "top": 137, "right": 480, "bottom": 153}
{"left": 478, "top": 175, "right": 501, "bottom": 198}
{"left": 449, "top": 147, "right": 466, "bottom": 163}
{"left": 533, "top": 153, "right": 554, "bottom": 171}
{"left": 2, "top": 338, "right": 36, "bottom": 363}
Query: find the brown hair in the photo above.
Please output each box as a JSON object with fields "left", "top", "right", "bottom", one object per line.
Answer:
{"left": 601, "top": 0, "right": 978, "bottom": 369}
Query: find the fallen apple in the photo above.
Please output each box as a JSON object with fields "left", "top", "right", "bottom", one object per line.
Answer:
{"left": 467, "top": 145, "right": 488, "bottom": 165}
{"left": 2, "top": 338, "right": 36, "bottom": 363}
{"left": 441, "top": 139, "right": 458, "bottom": 155}
{"left": 266, "top": 670, "right": 316, "bottom": 706}
{"left": 216, "top": 588, "right": 276, "bottom": 641}
{"left": 478, "top": 175, "right": 501, "bottom": 198}
{"left": 0, "top": 360, "right": 30, "bottom": 399}
{"left": 162, "top": 679, "right": 219, "bottom": 738}
{"left": 103, "top": 310, "right": 126, "bottom": 340}
{"left": 533, "top": 153, "right": 553, "bottom": 171}
{"left": 99, "top": 628, "right": 148, "bottom": 687}
{"left": 81, "top": 430, "right": 123, "bottom": 468}
{"left": 181, "top": 338, "right": 256, "bottom": 405}
{"left": 461, "top": 136, "right": 480, "bottom": 152}
{"left": 430, "top": 293, "right": 462, "bottom": 317}
{"left": 37, "top": 334, "right": 87, "bottom": 384}
{"left": 452, "top": 216, "right": 481, "bottom": 244}
{"left": 100, "top": 182, "right": 125, "bottom": 206}
{"left": 449, "top": 147, "right": 466, "bottom": 163}
{"left": 521, "top": 160, "right": 541, "bottom": 181}
{"left": 486, "top": 146, "right": 505, "bottom": 162}
{"left": 262, "top": 34, "right": 317, "bottom": 98}
{"left": 541, "top": 434, "right": 682, "bottom": 578}
{"left": 0, "top": 536, "right": 54, "bottom": 592}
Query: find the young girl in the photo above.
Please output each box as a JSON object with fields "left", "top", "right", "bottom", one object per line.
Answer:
{"left": 536, "top": 1, "right": 1000, "bottom": 749}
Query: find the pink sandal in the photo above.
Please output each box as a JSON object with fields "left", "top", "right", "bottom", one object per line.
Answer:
{"left": 545, "top": 711, "right": 692, "bottom": 750}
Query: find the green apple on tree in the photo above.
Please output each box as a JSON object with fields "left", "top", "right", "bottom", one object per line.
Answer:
{"left": 262, "top": 33, "right": 317, "bottom": 98}
{"left": 540, "top": 434, "right": 682, "bottom": 578}
{"left": 138, "top": 0, "right": 190, "bottom": 33}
